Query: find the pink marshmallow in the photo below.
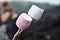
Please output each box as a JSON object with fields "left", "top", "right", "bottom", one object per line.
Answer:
{"left": 16, "top": 13, "right": 32, "bottom": 30}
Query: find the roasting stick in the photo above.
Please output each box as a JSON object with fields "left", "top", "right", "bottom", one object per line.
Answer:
{"left": 12, "top": 29, "right": 23, "bottom": 40}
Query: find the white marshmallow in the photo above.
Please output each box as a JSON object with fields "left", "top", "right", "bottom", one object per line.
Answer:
{"left": 28, "top": 5, "right": 44, "bottom": 20}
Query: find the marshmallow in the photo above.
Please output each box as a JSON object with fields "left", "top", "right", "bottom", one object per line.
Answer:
{"left": 28, "top": 5, "right": 44, "bottom": 20}
{"left": 16, "top": 13, "right": 32, "bottom": 30}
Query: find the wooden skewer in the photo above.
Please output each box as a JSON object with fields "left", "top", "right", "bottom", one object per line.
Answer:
{"left": 12, "top": 29, "right": 23, "bottom": 40}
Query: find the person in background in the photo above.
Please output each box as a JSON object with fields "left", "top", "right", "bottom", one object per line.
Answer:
{"left": 1, "top": 2, "right": 18, "bottom": 40}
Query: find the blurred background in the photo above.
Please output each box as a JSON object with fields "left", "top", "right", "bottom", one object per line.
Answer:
{"left": 0, "top": 0, "right": 60, "bottom": 40}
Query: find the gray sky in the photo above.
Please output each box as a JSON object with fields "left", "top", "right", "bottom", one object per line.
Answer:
{"left": 26, "top": 0, "right": 60, "bottom": 5}
{"left": 0, "top": 0, "right": 60, "bottom": 5}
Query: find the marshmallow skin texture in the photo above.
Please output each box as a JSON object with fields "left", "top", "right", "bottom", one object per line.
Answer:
{"left": 16, "top": 13, "right": 32, "bottom": 30}
{"left": 28, "top": 5, "right": 44, "bottom": 20}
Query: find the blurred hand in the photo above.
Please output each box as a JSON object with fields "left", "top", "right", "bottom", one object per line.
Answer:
{"left": 12, "top": 12, "right": 18, "bottom": 20}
